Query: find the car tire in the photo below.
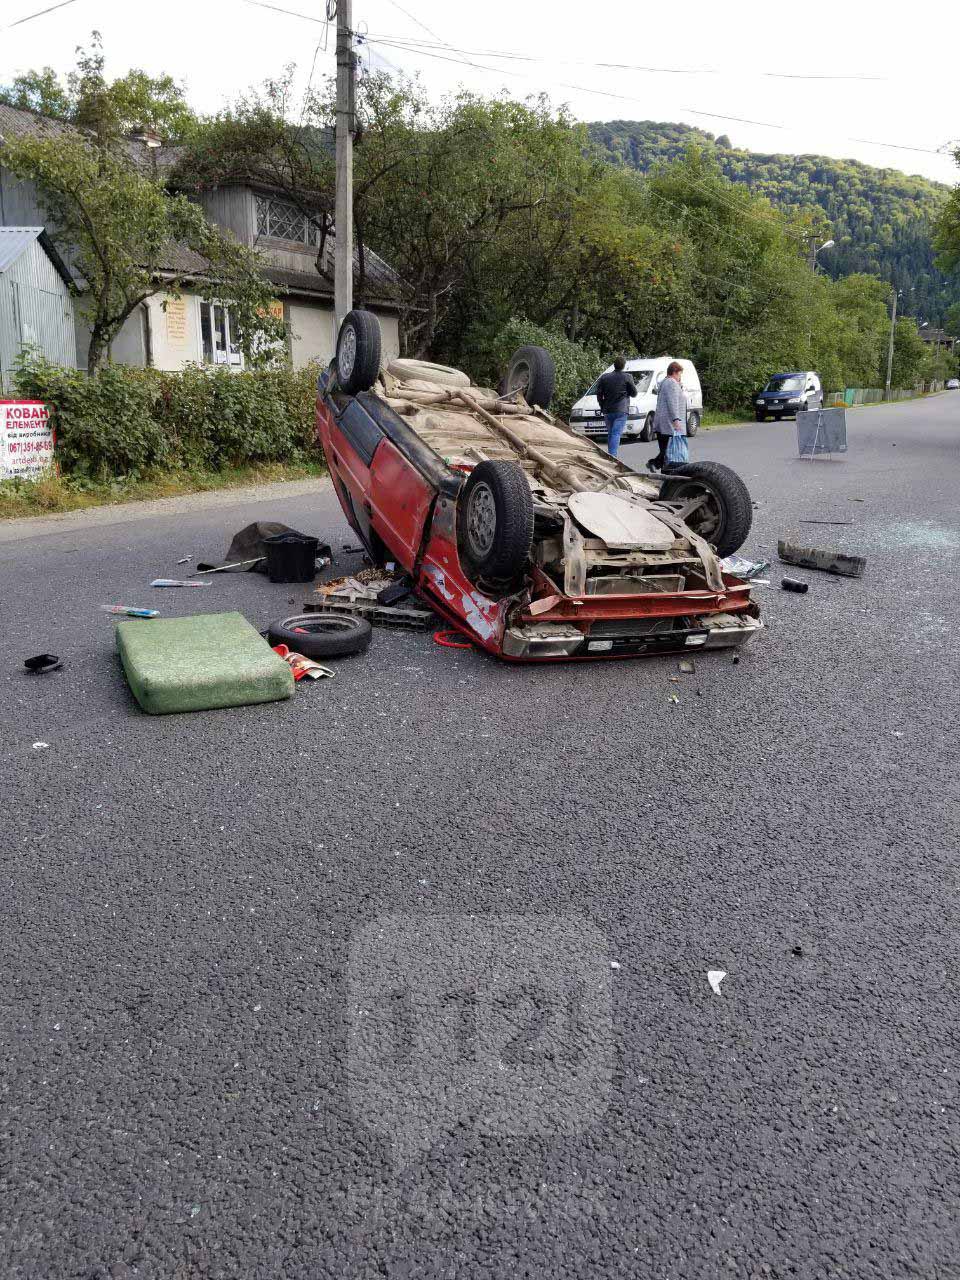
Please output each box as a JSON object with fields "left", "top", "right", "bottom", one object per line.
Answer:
{"left": 659, "top": 461, "right": 753, "bottom": 558}
{"left": 755, "top": 412, "right": 766, "bottom": 422}
{"left": 457, "top": 459, "right": 534, "bottom": 582}
{"left": 267, "top": 613, "right": 372, "bottom": 658}
{"left": 387, "top": 358, "right": 470, "bottom": 388}
{"left": 686, "top": 411, "right": 701, "bottom": 437}
{"left": 336, "top": 310, "right": 382, "bottom": 394}
{"left": 640, "top": 412, "right": 656, "bottom": 442}
{"left": 503, "top": 345, "right": 556, "bottom": 409}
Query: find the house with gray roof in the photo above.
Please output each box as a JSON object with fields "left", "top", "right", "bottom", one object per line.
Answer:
{"left": 0, "top": 102, "right": 402, "bottom": 374}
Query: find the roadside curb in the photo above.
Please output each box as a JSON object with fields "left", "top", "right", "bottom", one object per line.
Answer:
{"left": 0, "top": 475, "right": 332, "bottom": 544}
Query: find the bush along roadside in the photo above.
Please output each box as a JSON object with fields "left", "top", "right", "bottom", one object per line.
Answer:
{"left": 1, "top": 354, "right": 328, "bottom": 517}
{"left": 10, "top": 353, "right": 325, "bottom": 479}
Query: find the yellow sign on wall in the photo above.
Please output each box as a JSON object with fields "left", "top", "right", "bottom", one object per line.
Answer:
{"left": 165, "top": 297, "right": 188, "bottom": 344}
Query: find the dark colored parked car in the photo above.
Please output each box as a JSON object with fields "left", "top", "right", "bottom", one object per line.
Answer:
{"left": 754, "top": 371, "right": 822, "bottom": 421}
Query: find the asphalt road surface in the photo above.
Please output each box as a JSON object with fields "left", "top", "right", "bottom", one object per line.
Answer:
{"left": 2, "top": 394, "right": 959, "bottom": 1279}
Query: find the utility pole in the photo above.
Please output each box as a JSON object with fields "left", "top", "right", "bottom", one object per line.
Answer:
{"left": 334, "top": 0, "right": 354, "bottom": 330}
{"left": 884, "top": 288, "right": 900, "bottom": 400}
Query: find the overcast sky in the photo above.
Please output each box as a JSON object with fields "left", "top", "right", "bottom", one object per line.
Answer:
{"left": 4, "top": 0, "right": 958, "bottom": 186}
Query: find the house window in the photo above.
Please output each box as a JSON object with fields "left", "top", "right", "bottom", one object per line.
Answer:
{"left": 199, "top": 301, "right": 243, "bottom": 368}
{"left": 255, "top": 195, "right": 318, "bottom": 246}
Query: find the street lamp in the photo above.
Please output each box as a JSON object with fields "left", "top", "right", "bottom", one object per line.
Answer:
{"left": 809, "top": 238, "right": 835, "bottom": 271}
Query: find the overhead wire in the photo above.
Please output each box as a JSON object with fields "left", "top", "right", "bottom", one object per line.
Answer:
{"left": 5, "top": 0, "right": 79, "bottom": 29}
{"left": 237, "top": 1, "right": 949, "bottom": 160}
{"left": 364, "top": 34, "right": 948, "bottom": 155}
{"left": 362, "top": 32, "right": 888, "bottom": 83}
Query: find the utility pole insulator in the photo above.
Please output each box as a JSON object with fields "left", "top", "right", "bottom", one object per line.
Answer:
{"left": 334, "top": 0, "right": 354, "bottom": 332}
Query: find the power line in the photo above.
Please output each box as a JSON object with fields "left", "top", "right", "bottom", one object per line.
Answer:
{"left": 364, "top": 34, "right": 948, "bottom": 157}
{"left": 236, "top": 2, "right": 948, "bottom": 161}
{"left": 5, "top": 0, "right": 79, "bottom": 30}
{"left": 363, "top": 32, "right": 888, "bottom": 83}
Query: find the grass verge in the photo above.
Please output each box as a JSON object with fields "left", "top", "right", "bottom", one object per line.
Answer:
{"left": 0, "top": 461, "right": 327, "bottom": 520}
{"left": 702, "top": 410, "right": 753, "bottom": 430}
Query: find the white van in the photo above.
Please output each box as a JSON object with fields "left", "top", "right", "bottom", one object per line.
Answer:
{"left": 569, "top": 357, "right": 703, "bottom": 441}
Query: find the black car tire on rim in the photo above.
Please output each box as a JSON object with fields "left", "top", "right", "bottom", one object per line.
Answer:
{"left": 686, "top": 410, "right": 701, "bottom": 437}
{"left": 503, "top": 345, "right": 556, "bottom": 409}
{"left": 659, "top": 461, "right": 753, "bottom": 558}
{"left": 336, "top": 310, "right": 382, "bottom": 394}
{"left": 457, "top": 459, "right": 534, "bottom": 582}
{"left": 267, "top": 613, "right": 372, "bottom": 658}
{"left": 640, "top": 412, "right": 656, "bottom": 442}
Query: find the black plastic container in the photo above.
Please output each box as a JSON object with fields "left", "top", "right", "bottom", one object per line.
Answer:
{"left": 263, "top": 533, "right": 320, "bottom": 584}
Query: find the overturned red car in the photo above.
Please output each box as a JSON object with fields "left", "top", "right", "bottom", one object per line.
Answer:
{"left": 316, "top": 311, "right": 762, "bottom": 661}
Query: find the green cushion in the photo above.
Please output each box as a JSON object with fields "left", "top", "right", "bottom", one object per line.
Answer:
{"left": 117, "top": 611, "right": 294, "bottom": 715}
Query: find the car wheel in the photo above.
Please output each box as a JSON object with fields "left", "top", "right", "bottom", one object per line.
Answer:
{"left": 503, "top": 345, "right": 556, "bottom": 409}
{"left": 755, "top": 412, "right": 766, "bottom": 422}
{"left": 387, "top": 358, "right": 470, "bottom": 388}
{"left": 336, "top": 310, "right": 382, "bottom": 394}
{"left": 640, "top": 412, "right": 656, "bottom": 442}
{"left": 686, "top": 411, "right": 701, "bottom": 437}
{"left": 659, "top": 461, "right": 753, "bottom": 558}
{"left": 267, "top": 613, "right": 372, "bottom": 658}
{"left": 457, "top": 459, "right": 534, "bottom": 582}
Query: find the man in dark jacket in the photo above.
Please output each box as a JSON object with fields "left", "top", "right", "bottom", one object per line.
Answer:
{"left": 595, "top": 356, "right": 637, "bottom": 458}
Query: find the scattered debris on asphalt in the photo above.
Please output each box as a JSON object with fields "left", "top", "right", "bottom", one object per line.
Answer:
{"left": 707, "top": 970, "right": 726, "bottom": 995}
{"left": 342, "top": 543, "right": 363, "bottom": 553}
{"left": 433, "top": 629, "right": 473, "bottom": 649}
{"left": 377, "top": 579, "right": 413, "bottom": 606}
{"left": 176, "top": 556, "right": 192, "bottom": 564}
{"left": 668, "top": 693, "right": 680, "bottom": 705}
{"left": 778, "top": 539, "right": 866, "bottom": 578}
{"left": 781, "top": 577, "right": 809, "bottom": 594}
{"left": 117, "top": 612, "right": 294, "bottom": 715}
{"left": 32, "top": 742, "right": 49, "bottom": 750}
{"left": 24, "top": 653, "right": 61, "bottom": 673}
{"left": 201, "top": 522, "right": 331, "bottom": 577}
{"left": 196, "top": 558, "right": 264, "bottom": 574}
{"left": 267, "top": 612, "right": 372, "bottom": 658}
{"left": 798, "top": 519, "right": 854, "bottom": 527}
{"left": 101, "top": 605, "right": 159, "bottom": 618}
{"left": 272, "top": 644, "right": 335, "bottom": 681}
{"left": 678, "top": 659, "right": 696, "bottom": 674}
{"left": 264, "top": 532, "right": 321, "bottom": 584}
{"left": 720, "top": 554, "right": 771, "bottom": 580}
{"left": 305, "top": 597, "right": 435, "bottom": 630}
{"left": 791, "top": 945, "right": 804, "bottom": 958}
{"left": 150, "top": 578, "right": 210, "bottom": 589}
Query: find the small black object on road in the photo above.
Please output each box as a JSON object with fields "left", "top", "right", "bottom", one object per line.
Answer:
{"left": 781, "top": 577, "right": 809, "bottom": 593}
{"left": 24, "top": 653, "right": 62, "bottom": 673}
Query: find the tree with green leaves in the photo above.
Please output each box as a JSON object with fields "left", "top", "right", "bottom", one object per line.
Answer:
{"left": 1, "top": 39, "right": 280, "bottom": 373}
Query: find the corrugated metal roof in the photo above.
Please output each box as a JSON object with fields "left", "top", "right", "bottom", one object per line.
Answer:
{"left": 0, "top": 227, "right": 73, "bottom": 288}
{"left": 0, "top": 226, "right": 43, "bottom": 274}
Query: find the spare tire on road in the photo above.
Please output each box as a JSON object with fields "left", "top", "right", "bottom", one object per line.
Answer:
{"left": 659, "top": 461, "right": 752, "bottom": 558}
{"left": 457, "top": 459, "right": 534, "bottom": 583}
{"left": 267, "top": 613, "right": 372, "bottom": 659}
{"left": 503, "top": 345, "right": 556, "bottom": 409}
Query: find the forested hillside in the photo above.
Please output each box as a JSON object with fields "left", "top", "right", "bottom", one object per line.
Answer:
{"left": 588, "top": 121, "right": 958, "bottom": 323}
